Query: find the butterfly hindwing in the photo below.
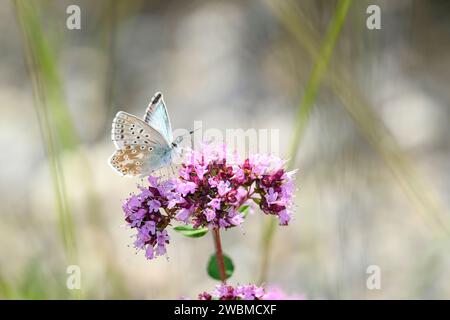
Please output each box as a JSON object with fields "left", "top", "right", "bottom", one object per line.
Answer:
{"left": 109, "top": 145, "right": 172, "bottom": 177}
{"left": 143, "top": 92, "right": 173, "bottom": 144}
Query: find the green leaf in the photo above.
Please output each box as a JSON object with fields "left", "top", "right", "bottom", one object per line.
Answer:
{"left": 238, "top": 204, "right": 250, "bottom": 217}
{"left": 252, "top": 198, "right": 261, "bottom": 205}
{"left": 173, "top": 225, "right": 209, "bottom": 238}
{"left": 207, "top": 253, "right": 234, "bottom": 280}
{"left": 238, "top": 205, "right": 249, "bottom": 212}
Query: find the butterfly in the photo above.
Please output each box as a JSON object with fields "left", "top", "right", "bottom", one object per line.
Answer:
{"left": 109, "top": 92, "right": 186, "bottom": 177}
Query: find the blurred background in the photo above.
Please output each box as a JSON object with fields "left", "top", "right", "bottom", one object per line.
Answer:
{"left": 1, "top": 0, "right": 450, "bottom": 299}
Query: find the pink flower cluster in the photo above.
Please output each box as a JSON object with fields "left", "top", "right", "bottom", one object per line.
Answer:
{"left": 198, "top": 284, "right": 266, "bottom": 300}
{"left": 122, "top": 143, "right": 297, "bottom": 260}
{"left": 196, "top": 284, "right": 305, "bottom": 300}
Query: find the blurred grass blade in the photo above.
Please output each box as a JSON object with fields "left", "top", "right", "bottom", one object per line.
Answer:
{"left": 258, "top": 0, "right": 353, "bottom": 284}
{"left": 287, "top": 0, "right": 353, "bottom": 168}
{"left": 14, "top": 0, "right": 131, "bottom": 298}
{"left": 271, "top": 0, "right": 450, "bottom": 236}
{"left": 14, "top": 0, "right": 78, "bottom": 262}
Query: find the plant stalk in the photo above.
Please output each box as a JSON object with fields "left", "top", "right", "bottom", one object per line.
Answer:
{"left": 212, "top": 228, "right": 227, "bottom": 283}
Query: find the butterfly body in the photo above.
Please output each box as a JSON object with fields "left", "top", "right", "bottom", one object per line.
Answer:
{"left": 109, "top": 92, "right": 182, "bottom": 177}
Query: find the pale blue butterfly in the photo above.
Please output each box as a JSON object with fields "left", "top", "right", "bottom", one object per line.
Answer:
{"left": 109, "top": 92, "right": 186, "bottom": 177}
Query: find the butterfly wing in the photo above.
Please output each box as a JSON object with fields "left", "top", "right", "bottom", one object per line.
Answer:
{"left": 109, "top": 145, "right": 172, "bottom": 177}
{"left": 110, "top": 111, "right": 172, "bottom": 176}
{"left": 143, "top": 92, "right": 173, "bottom": 144}
{"left": 111, "top": 111, "right": 170, "bottom": 148}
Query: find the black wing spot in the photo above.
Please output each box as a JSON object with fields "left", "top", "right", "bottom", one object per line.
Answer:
{"left": 151, "top": 92, "right": 162, "bottom": 104}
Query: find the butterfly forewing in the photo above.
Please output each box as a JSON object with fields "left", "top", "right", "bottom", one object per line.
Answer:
{"left": 143, "top": 92, "right": 173, "bottom": 144}
{"left": 111, "top": 111, "right": 168, "bottom": 148}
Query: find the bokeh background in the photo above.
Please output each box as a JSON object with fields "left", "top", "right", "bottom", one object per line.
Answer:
{"left": 1, "top": 0, "right": 450, "bottom": 299}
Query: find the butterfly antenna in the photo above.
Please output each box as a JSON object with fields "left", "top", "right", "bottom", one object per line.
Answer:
{"left": 179, "top": 128, "right": 199, "bottom": 139}
{"left": 188, "top": 128, "right": 200, "bottom": 135}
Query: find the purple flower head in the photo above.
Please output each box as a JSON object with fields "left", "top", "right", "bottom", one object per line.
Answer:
{"left": 208, "top": 177, "right": 219, "bottom": 187}
{"left": 125, "top": 195, "right": 141, "bottom": 214}
{"left": 265, "top": 187, "right": 278, "bottom": 204}
{"left": 147, "top": 199, "right": 161, "bottom": 212}
{"left": 121, "top": 142, "right": 297, "bottom": 261}
{"left": 217, "top": 180, "right": 232, "bottom": 197}
{"left": 198, "top": 284, "right": 265, "bottom": 300}
{"left": 208, "top": 198, "right": 221, "bottom": 210}
{"left": 136, "top": 208, "right": 147, "bottom": 219}
{"left": 228, "top": 209, "right": 245, "bottom": 226}
{"left": 158, "top": 180, "right": 177, "bottom": 197}
{"left": 176, "top": 207, "right": 192, "bottom": 223}
{"left": 278, "top": 209, "right": 291, "bottom": 225}
{"left": 195, "top": 163, "right": 208, "bottom": 180}
{"left": 145, "top": 244, "right": 154, "bottom": 260}
{"left": 148, "top": 175, "right": 160, "bottom": 188}
{"left": 196, "top": 284, "right": 304, "bottom": 300}
{"left": 236, "top": 284, "right": 265, "bottom": 300}
{"left": 176, "top": 181, "right": 197, "bottom": 197}
{"left": 204, "top": 208, "right": 216, "bottom": 222}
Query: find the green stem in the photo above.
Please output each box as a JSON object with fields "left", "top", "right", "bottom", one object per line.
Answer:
{"left": 258, "top": 0, "right": 352, "bottom": 284}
